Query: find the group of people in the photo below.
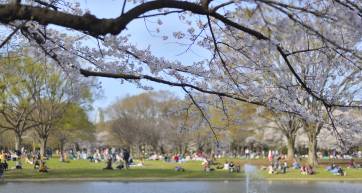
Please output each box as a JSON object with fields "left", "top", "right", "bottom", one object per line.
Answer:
{"left": 291, "top": 159, "right": 314, "bottom": 175}
{"left": 28, "top": 152, "right": 48, "bottom": 173}
{"left": 150, "top": 151, "right": 216, "bottom": 163}
{"left": 300, "top": 165, "right": 314, "bottom": 175}
{"left": 0, "top": 151, "right": 9, "bottom": 175}
{"left": 0, "top": 149, "right": 50, "bottom": 173}
{"left": 326, "top": 163, "right": 346, "bottom": 176}
{"left": 0, "top": 157, "right": 8, "bottom": 180}
{"left": 33, "top": 159, "right": 48, "bottom": 173}
{"left": 201, "top": 159, "right": 241, "bottom": 173}
{"left": 266, "top": 156, "right": 315, "bottom": 175}
{"left": 222, "top": 161, "right": 241, "bottom": 173}
{"left": 267, "top": 157, "right": 359, "bottom": 176}
{"left": 347, "top": 159, "right": 361, "bottom": 169}
{"left": 0, "top": 150, "right": 23, "bottom": 170}
{"left": 268, "top": 156, "right": 288, "bottom": 174}
{"left": 103, "top": 149, "right": 136, "bottom": 170}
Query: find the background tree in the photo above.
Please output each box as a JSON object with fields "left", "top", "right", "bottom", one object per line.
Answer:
{"left": 53, "top": 103, "right": 95, "bottom": 162}
{"left": 0, "top": 56, "right": 39, "bottom": 151}
{"left": 31, "top": 62, "right": 94, "bottom": 157}
{"left": 105, "top": 91, "right": 180, "bottom": 153}
{"left": 208, "top": 99, "right": 260, "bottom": 156}
{"left": 271, "top": 112, "right": 302, "bottom": 160}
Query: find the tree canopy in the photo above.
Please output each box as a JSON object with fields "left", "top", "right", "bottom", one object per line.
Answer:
{"left": 1, "top": 0, "right": 362, "bottom": 163}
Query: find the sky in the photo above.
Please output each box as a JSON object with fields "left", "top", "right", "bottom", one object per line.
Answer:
{"left": 79, "top": 0, "right": 211, "bottom": 120}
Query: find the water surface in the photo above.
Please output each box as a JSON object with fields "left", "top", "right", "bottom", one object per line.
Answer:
{"left": 0, "top": 181, "right": 361, "bottom": 193}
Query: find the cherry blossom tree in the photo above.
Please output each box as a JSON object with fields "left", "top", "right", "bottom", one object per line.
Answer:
{"left": 267, "top": 112, "right": 302, "bottom": 160}
{"left": 0, "top": 1, "right": 360, "bottom": 105}
{"left": 1, "top": 0, "right": 362, "bottom": 160}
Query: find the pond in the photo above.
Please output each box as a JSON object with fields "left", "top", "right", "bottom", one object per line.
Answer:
{"left": 0, "top": 181, "right": 361, "bottom": 193}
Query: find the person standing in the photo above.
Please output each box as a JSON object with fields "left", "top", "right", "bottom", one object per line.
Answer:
{"left": 268, "top": 150, "right": 273, "bottom": 162}
{"left": 0, "top": 162, "right": 4, "bottom": 181}
{"left": 123, "top": 149, "right": 130, "bottom": 169}
{"left": 245, "top": 148, "right": 250, "bottom": 159}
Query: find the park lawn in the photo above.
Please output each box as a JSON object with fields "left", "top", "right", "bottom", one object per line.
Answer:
{"left": 240, "top": 159, "right": 362, "bottom": 180}
{"left": 3, "top": 158, "right": 362, "bottom": 181}
{"left": 4, "top": 159, "right": 243, "bottom": 180}
{"left": 260, "top": 167, "right": 362, "bottom": 180}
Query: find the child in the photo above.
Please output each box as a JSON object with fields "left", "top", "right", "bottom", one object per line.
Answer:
{"left": 39, "top": 160, "right": 48, "bottom": 173}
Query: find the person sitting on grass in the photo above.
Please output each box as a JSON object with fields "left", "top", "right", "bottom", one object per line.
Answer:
{"left": 39, "top": 160, "right": 48, "bottom": 173}
{"left": 235, "top": 162, "right": 241, "bottom": 173}
{"left": 34, "top": 159, "right": 40, "bottom": 170}
{"left": 347, "top": 159, "right": 360, "bottom": 169}
{"left": 215, "top": 162, "right": 223, "bottom": 170}
{"left": 163, "top": 154, "right": 170, "bottom": 162}
{"left": 300, "top": 165, "right": 310, "bottom": 175}
{"left": 202, "top": 159, "right": 209, "bottom": 171}
{"left": 292, "top": 159, "right": 301, "bottom": 169}
{"left": 175, "top": 166, "right": 185, "bottom": 172}
{"left": 327, "top": 163, "right": 345, "bottom": 176}
{"left": 306, "top": 164, "right": 314, "bottom": 175}
{"left": 15, "top": 160, "right": 22, "bottom": 169}
{"left": 103, "top": 157, "right": 113, "bottom": 170}
{"left": 336, "top": 167, "right": 346, "bottom": 176}
{"left": 203, "top": 159, "right": 214, "bottom": 172}
{"left": 25, "top": 154, "right": 33, "bottom": 165}
{"left": 326, "top": 162, "right": 337, "bottom": 171}
{"left": 280, "top": 161, "right": 288, "bottom": 174}
{"left": 268, "top": 164, "right": 274, "bottom": 174}
{"left": 116, "top": 163, "right": 124, "bottom": 170}
{"left": 93, "top": 152, "right": 101, "bottom": 163}
{"left": 229, "top": 161, "right": 235, "bottom": 173}
{"left": 223, "top": 161, "right": 229, "bottom": 170}
{"left": 87, "top": 155, "right": 94, "bottom": 162}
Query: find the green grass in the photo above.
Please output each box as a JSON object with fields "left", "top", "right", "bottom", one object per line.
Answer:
{"left": 3, "top": 158, "right": 362, "bottom": 181}
{"left": 260, "top": 167, "right": 362, "bottom": 180}
{"left": 4, "top": 159, "right": 243, "bottom": 180}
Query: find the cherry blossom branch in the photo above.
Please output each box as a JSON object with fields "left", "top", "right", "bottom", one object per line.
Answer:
{"left": 79, "top": 68, "right": 264, "bottom": 106}
{"left": 33, "top": 0, "right": 58, "bottom": 10}
{"left": 206, "top": 14, "right": 244, "bottom": 94}
{"left": 182, "top": 86, "right": 219, "bottom": 144}
{"left": 121, "top": 0, "right": 127, "bottom": 15}
{"left": 212, "top": 1, "right": 234, "bottom": 12}
{"left": 1, "top": 0, "right": 360, "bottom": 111}
{"left": 285, "top": 46, "right": 327, "bottom": 56}
{"left": 137, "top": 10, "right": 185, "bottom": 18}
{"left": 0, "top": 21, "right": 26, "bottom": 48}
{"left": 323, "top": 104, "right": 346, "bottom": 148}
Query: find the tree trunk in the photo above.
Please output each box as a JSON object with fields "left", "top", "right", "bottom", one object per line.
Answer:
{"left": 59, "top": 140, "right": 65, "bottom": 162}
{"left": 40, "top": 138, "right": 48, "bottom": 158}
{"left": 307, "top": 133, "right": 318, "bottom": 166}
{"left": 287, "top": 137, "right": 296, "bottom": 161}
{"left": 183, "top": 145, "right": 188, "bottom": 155}
{"left": 160, "top": 145, "right": 165, "bottom": 155}
{"left": 15, "top": 133, "right": 22, "bottom": 151}
{"left": 305, "top": 121, "right": 322, "bottom": 166}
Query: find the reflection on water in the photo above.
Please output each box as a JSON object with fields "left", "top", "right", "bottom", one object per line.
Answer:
{"left": 0, "top": 181, "right": 361, "bottom": 193}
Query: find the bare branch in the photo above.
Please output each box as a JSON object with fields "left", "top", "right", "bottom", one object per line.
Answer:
{"left": 182, "top": 86, "right": 219, "bottom": 144}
